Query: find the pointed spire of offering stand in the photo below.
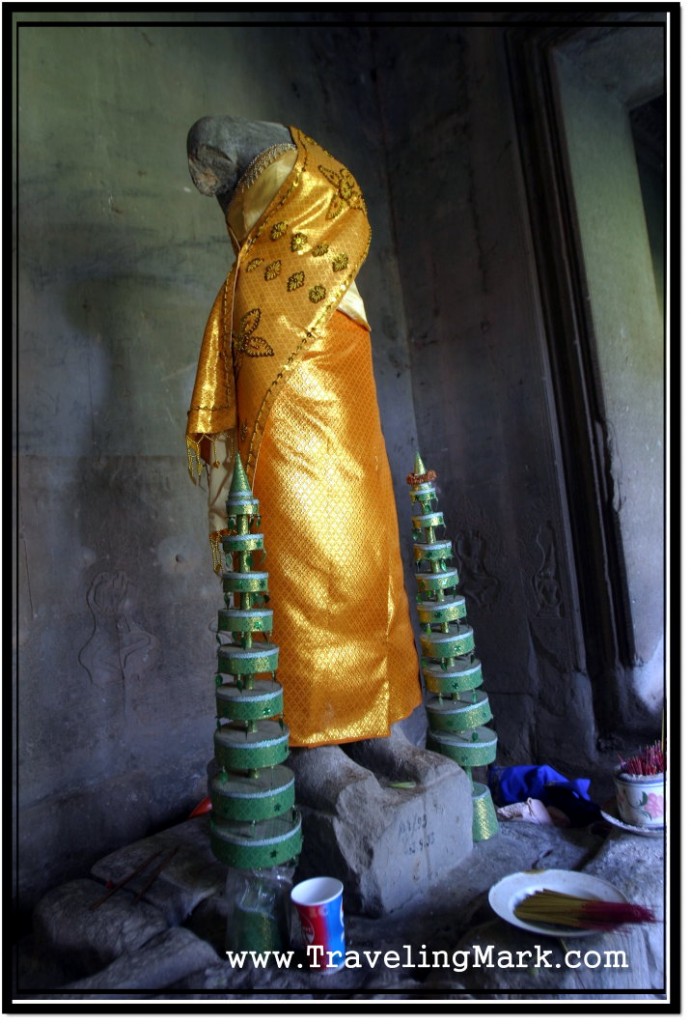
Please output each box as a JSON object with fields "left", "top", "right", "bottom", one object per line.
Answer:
{"left": 209, "top": 452, "right": 302, "bottom": 871}
{"left": 407, "top": 454, "right": 499, "bottom": 841}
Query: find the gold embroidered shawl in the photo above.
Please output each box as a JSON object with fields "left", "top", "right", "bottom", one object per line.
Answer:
{"left": 186, "top": 127, "right": 421, "bottom": 745}
{"left": 186, "top": 127, "right": 371, "bottom": 483}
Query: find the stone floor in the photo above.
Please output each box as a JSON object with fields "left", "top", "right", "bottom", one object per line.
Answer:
{"left": 13, "top": 813, "right": 667, "bottom": 1006}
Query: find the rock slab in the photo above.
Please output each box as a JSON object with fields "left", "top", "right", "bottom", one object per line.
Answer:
{"left": 62, "top": 927, "right": 223, "bottom": 991}
{"left": 90, "top": 817, "right": 225, "bottom": 926}
{"left": 32, "top": 878, "right": 169, "bottom": 977}
{"left": 429, "top": 827, "right": 665, "bottom": 996}
{"left": 289, "top": 739, "right": 474, "bottom": 916}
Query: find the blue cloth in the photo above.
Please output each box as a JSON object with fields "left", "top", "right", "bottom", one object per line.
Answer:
{"left": 488, "top": 764, "right": 601, "bottom": 826}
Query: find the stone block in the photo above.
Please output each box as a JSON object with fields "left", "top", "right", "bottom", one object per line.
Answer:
{"left": 185, "top": 894, "right": 228, "bottom": 957}
{"left": 427, "top": 827, "right": 665, "bottom": 996}
{"left": 62, "top": 927, "right": 223, "bottom": 991}
{"left": 14, "top": 934, "right": 82, "bottom": 994}
{"left": 583, "top": 830, "right": 664, "bottom": 911}
{"left": 289, "top": 738, "right": 473, "bottom": 916}
{"left": 175, "top": 961, "right": 313, "bottom": 994}
{"left": 32, "top": 878, "right": 168, "bottom": 976}
{"left": 90, "top": 817, "right": 225, "bottom": 927}
{"left": 581, "top": 829, "right": 665, "bottom": 991}
{"left": 431, "top": 913, "right": 661, "bottom": 995}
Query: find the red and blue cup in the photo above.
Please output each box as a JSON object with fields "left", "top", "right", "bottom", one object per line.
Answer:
{"left": 290, "top": 876, "right": 345, "bottom": 971}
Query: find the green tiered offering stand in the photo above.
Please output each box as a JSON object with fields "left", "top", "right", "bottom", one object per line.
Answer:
{"left": 407, "top": 454, "right": 499, "bottom": 841}
{"left": 210, "top": 453, "right": 302, "bottom": 949}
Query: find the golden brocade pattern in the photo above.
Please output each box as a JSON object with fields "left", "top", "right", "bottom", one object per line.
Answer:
{"left": 291, "top": 232, "right": 309, "bottom": 252}
{"left": 257, "top": 310, "right": 419, "bottom": 745}
{"left": 287, "top": 271, "right": 305, "bottom": 292}
{"left": 318, "top": 163, "right": 366, "bottom": 220}
{"left": 270, "top": 221, "right": 288, "bottom": 240}
{"left": 186, "top": 126, "right": 421, "bottom": 745}
{"left": 231, "top": 308, "right": 274, "bottom": 375}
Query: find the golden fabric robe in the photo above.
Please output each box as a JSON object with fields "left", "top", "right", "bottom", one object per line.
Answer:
{"left": 187, "top": 127, "right": 421, "bottom": 746}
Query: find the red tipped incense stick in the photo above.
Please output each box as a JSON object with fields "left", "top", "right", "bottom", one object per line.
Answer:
{"left": 515, "top": 889, "right": 656, "bottom": 930}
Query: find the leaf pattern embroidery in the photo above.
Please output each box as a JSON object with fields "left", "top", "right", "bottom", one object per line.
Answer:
{"left": 232, "top": 308, "right": 274, "bottom": 372}
{"left": 287, "top": 271, "right": 305, "bottom": 292}
{"left": 318, "top": 164, "right": 365, "bottom": 220}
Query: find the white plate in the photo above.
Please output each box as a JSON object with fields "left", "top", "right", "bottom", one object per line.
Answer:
{"left": 488, "top": 869, "right": 629, "bottom": 937}
{"left": 600, "top": 806, "right": 664, "bottom": 836}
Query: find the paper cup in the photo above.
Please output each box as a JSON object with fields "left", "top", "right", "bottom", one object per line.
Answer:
{"left": 290, "top": 876, "right": 345, "bottom": 971}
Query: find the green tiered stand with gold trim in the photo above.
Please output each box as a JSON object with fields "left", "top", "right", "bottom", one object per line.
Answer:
{"left": 210, "top": 453, "right": 302, "bottom": 948}
{"left": 407, "top": 455, "right": 499, "bottom": 841}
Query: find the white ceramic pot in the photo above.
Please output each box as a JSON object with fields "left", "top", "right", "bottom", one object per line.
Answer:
{"left": 613, "top": 771, "right": 665, "bottom": 827}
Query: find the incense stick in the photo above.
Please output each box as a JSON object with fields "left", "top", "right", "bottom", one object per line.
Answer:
{"left": 133, "top": 846, "right": 180, "bottom": 903}
{"left": 89, "top": 848, "right": 164, "bottom": 910}
{"left": 515, "top": 888, "right": 655, "bottom": 930}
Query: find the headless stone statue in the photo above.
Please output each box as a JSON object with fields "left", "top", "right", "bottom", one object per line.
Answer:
{"left": 187, "top": 114, "right": 422, "bottom": 751}
{"left": 186, "top": 117, "right": 472, "bottom": 908}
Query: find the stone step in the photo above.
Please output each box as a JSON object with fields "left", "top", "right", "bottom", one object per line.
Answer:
{"left": 90, "top": 817, "right": 225, "bottom": 926}
{"left": 33, "top": 878, "right": 168, "bottom": 977}
{"left": 61, "top": 927, "right": 222, "bottom": 991}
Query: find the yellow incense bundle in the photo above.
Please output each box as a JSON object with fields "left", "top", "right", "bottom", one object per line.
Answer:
{"left": 515, "top": 888, "right": 655, "bottom": 930}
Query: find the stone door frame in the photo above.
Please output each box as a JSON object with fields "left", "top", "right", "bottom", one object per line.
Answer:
{"left": 504, "top": 13, "right": 667, "bottom": 735}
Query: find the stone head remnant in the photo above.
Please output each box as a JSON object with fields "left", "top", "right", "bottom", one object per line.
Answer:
{"left": 186, "top": 115, "right": 292, "bottom": 212}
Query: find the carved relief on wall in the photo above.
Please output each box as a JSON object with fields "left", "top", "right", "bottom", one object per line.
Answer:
{"left": 454, "top": 527, "right": 501, "bottom": 612}
{"left": 79, "top": 571, "right": 158, "bottom": 689}
{"left": 531, "top": 521, "right": 564, "bottom": 618}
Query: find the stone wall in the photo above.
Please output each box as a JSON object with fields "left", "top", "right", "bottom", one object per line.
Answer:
{"left": 370, "top": 20, "right": 599, "bottom": 767}
{"left": 553, "top": 39, "right": 665, "bottom": 722}
{"left": 13, "top": 13, "right": 665, "bottom": 915}
{"left": 13, "top": 13, "right": 417, "bottom": 915}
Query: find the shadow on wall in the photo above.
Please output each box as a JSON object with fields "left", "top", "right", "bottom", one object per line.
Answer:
{"left": 16, "top": 236, "right": 218, "bottom": 912}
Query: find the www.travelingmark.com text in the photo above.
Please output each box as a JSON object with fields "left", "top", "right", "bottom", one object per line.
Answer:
{"left": 225, "top": 943, "right": 629, "bottom": 972}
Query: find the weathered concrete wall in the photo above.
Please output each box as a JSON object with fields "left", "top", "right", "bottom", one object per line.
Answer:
{"left": 14, "top": 14, "right": 418, "bottom": 914}
{"left": 553, "top": 46, "right": 665, "bottom": 722}
{"left": 14, "top": 13, "right": 665, "bottom": 915}
{"left": 371, "top": 22, "right": 599, "bottom": 769}
{"left": 636, "top": 153, "right": 665, "bottom": 318}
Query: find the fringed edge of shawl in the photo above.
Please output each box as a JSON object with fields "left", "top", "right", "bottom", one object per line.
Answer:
{"left": 186, "top": 435, "right": 203, "bottom": 482}
{"left": 186, "top": 433, "right": 222, "bottom": 483}
{"left": 209, "top": 528, "right": 231, "bottom": 575}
